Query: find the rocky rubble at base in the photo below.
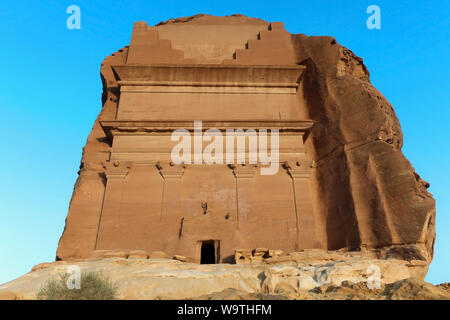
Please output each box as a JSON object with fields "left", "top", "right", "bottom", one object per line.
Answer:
{"left": 194, "top": 279, "right": 450, "bottom": 300}
{"left": 0, "top": 249, "right": 447, "bottom": 300}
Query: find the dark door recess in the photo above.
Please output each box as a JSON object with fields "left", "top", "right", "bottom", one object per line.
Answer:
{"left": 200, "top": 241, "right": 216, "bottom": 264}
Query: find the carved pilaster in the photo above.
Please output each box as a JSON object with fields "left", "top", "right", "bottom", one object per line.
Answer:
{"left": 283, "top": 159, "right": 320, "bottom": 249}
{"left": 95, "top": 161, "right": 131, "bottom": 250}
{"left": 229, "top": 164, "right": 257, "bottom": 227}
{"left": 157, "top": 161, "right": 186, "bottom": 221}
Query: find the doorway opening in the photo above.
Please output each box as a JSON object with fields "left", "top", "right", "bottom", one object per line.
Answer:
{"left": 200, "top": 240, "right": 216, "bottom": 264}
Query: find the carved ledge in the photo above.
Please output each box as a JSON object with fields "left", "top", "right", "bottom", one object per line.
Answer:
{"left": 112, "top": 64, "right": 305, "bottom": 88}
{"left": 100, "top": 120, "right": 315, "bottom": 141}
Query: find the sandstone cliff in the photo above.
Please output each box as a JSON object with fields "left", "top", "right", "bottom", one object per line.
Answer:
{"left": 55, "top": 14, "right": 435, "bottom": 274}
{"left": 291, "top": 33, "right": 435, "bottom": 260}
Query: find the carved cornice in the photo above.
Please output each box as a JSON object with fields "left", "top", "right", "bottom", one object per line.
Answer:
{"left": 112, "top": 64, "right": 305, "bottom": 88}
{"left": 100, "top": 120, "right": 315, "bottom": 140}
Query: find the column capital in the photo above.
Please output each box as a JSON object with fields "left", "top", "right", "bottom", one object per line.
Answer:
{"left": 229, "top": 163, "right": 258, "bottom": 179}
{"left": 156, "top": 161, "right": 185, "bottom": 179}
{"left": 283, "top": 160, "right": 313, "bottom": 179}
{"left": 102, "top": 161, "right": 131, "bottom": 179}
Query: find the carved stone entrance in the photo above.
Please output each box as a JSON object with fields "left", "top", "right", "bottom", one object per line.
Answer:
{"left": 200, "top": 240, "right": 219, "bottom": 264}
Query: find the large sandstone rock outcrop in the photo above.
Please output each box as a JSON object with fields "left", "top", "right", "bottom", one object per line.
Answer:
{"left": 291, "top": 34, "right": 435, "bottom": 256}
{"left": 55, "top": 14, "right": 435, "bottom": 275}
{"left": 0, "top": 252, "right": 447, "bottom": 300}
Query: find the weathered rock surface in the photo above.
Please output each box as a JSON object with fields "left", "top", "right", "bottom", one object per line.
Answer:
{"left": 0, "top": 250, "right": 446, "bottom": 300}
{"left": 0, "top": 291, "right": 23, "bottom": 300}
{"left": 56, "top": 14, "right": 436, "bottom": 272}
{"left": 291, "top": 32, "right": 436, "bottom": 257}
{"left": 195, "top": 279, "right": 450, "bottom": 300}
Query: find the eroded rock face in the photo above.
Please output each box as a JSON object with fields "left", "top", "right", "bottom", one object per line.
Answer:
{"left": 291, "top": 34, "right": 435, "bottom": 259}
{"left": 55, "top": 14, "right": 435, "bottom": 274}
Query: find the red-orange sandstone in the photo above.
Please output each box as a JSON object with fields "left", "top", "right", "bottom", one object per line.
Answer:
{"left": 56, "top": 15, "right": 435, "bottom": 276}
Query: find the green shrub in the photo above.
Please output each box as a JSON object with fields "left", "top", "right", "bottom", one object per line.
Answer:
{"left": 36, "top": 271, "right": 119, "bottom": 300}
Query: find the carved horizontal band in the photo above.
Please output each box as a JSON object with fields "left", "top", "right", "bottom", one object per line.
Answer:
{"left": 112, "top": 64, "right": 305, "bottom": 88}
{"left": 101, "top": 120, "right": 314, "bottom": 140}
{"left": 119, "top": 85, "right": 297, "bottom": 94}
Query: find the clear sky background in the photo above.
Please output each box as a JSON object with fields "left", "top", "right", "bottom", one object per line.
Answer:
{"left": 0, "top": 1, "right": 448, "bottom": 285}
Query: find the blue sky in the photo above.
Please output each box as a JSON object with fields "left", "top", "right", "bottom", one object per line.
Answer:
{"left": 0, "top": 1, "right": 448, "bottom": 285}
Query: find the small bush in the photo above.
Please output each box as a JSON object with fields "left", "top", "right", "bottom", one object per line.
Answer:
{"left": 36, "top": 271, "right": 119, "bottom": 300}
